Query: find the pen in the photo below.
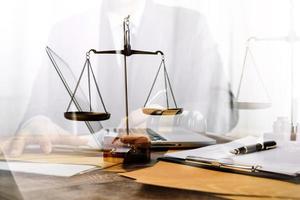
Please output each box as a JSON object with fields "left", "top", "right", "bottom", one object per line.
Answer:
{"left": 230, "top": 141, "right": 277, "bottom": 155}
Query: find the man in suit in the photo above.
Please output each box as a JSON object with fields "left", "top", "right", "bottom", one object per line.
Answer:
{"left": 2, "top": 0, "right": 237, "bottom": 156}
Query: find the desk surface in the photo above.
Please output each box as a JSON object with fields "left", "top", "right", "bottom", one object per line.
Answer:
{"left": 0, "top": 168, "right": 228, "bottom": 200}
{"left": 1, "top": 135, "right": 289, "bottom": 200}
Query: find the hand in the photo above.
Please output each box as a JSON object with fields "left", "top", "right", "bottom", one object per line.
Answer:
{"left": 176, "top": 110, "right": 206, "bottom": 133}
{"left": 118, "top": 106, "right": 206, "bottom": 133}
{"left": 117, "top": 104, "right": 164, "bottom": 129}
{"left": 1, "top": 115, "right": 88, "bottom": 157}
{"left": 119, "top": 134, "right": 150, "bottom": 149}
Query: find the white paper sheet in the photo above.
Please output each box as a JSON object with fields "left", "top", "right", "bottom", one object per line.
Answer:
{"left": 165, "top": 136, "right": 260, "bottom": 160}
{"left": 165, "top": 136, "right": 300, "bottom": 176}
{"left": 0, "top": 161, "right": 96, "bottom": 177}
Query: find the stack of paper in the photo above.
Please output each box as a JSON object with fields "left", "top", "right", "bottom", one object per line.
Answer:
{"left": 164, "top": 136, "right": 300, "bottom": 176}
{"left": 0, "top": 161, "right": 96, "bottom": 177}
{"left": 0, "top": 150, "right": 123, "bottom": 177}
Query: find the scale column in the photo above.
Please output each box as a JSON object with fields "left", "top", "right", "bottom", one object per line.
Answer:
{"left": 123, "top": 52, "right": 130, "bottom": 135}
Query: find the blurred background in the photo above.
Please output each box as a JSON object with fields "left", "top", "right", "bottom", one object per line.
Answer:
{"left": 1, "top": 0, "right": 299, "bottom": 138}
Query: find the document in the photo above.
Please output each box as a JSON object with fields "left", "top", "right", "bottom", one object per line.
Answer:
{"left": 165, "top": 136, "right": 300, "bottom": 176}
{"left": 1, "top": 152, "right": 122, "bottom": 168}
{"left": 0, "top": 147, "right": 124, "bottom": 176}
{"left": 0, "top": 161, "right": 95, "bottom": 177}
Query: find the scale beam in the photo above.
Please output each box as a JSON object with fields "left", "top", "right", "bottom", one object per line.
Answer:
{"left": 88, "top": 49, "right": 164, "bottom": 57}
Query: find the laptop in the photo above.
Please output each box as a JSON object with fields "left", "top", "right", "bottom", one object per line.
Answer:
{"left": 46, "top": 46, "right": 216, "bottom": 148}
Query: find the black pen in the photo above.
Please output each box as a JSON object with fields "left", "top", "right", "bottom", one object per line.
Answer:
{"left": 230, "top": 141, "right": 277, "bottom": 155}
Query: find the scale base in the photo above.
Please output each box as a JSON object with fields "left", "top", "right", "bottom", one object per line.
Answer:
{"left": 123, "top": 147, "right": 151, "bottom": 164}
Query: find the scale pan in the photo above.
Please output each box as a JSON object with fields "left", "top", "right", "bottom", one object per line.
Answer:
{"left": 233, "top": 101, "right": 271, "bottom": 110}
{"left": 142, "top": 108, "right": 183, "bottom": 116}
{"left": 64, "top": 111, "right": 111, "bottom": 121}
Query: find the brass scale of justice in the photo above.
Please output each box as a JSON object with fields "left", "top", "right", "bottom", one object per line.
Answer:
{"left": 65, "top": 16, "right": 183, "bottom": 137}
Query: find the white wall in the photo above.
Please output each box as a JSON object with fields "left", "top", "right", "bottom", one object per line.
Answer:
{"left": 158, "top": 0, "right": 299, "bottom": 137}
{"left": 1, "top": 0, "right": 299, "bottom": 136}
{"left": 0, "top": 0, "right": 100, "bottom": 134}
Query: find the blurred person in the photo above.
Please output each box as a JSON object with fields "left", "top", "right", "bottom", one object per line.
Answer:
{"left": 1, "top": 0, "right": 237, "bottom": 156}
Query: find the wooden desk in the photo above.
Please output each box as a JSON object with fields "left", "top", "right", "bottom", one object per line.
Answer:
{"left": 0, "top": 167, "right": 229, "bottom": 200}
{"left": 2, "top": 135, "right": 285, "bottom": 200}
{"left": 0, "top": 144, "right": 231, "bottom": 200}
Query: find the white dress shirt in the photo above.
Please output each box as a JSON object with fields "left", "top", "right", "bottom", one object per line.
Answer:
{"left": 21, "top": 0, "right": 237, "bottom": 135}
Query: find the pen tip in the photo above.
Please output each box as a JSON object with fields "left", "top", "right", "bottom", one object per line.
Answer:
{"left": 230, "top": 150, "right": 237, "bottom": 154}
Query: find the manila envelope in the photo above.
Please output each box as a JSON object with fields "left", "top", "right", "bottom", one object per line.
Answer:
{"left": 120, "top": 161, "right": 300, "bottom": 199}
